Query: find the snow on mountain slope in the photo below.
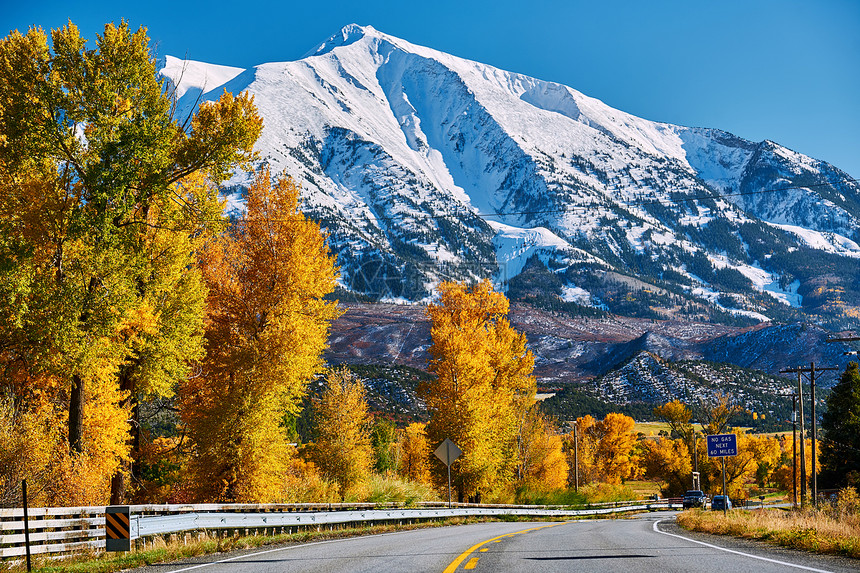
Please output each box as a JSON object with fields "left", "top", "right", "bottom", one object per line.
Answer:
{"left": 159, "top": 24, "right": 860, "bottom": 327}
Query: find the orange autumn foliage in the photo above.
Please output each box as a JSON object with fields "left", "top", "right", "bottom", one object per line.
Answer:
{"left": 398, "top": 422, "right": 433, "bottom": 486}
{"left": 422, "top": 280, "right": 536, "bottom": 501}
{"left": 568, "top": 413, "right": 638, "bottom": 485}
{"left": 180, "top": 169, "right": 341, "bottom": 502}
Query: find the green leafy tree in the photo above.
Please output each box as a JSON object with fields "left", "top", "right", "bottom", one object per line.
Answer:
{"left": 820, "top": 362, "right": 860, "bottom": 489}
{"left": 0, "top": 21, "right": 261, "bottom": 504}
{"left": 371, "top": 419, "right": 397, "bottom": 474}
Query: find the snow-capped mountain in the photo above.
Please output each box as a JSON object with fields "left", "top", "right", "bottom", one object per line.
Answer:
{"left": 159, "top": 24, "right": 860, "bottom": 328}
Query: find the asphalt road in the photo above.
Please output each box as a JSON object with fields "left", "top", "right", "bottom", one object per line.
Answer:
{"left": 135, "top": 511, "right": 859, "bottom": 573}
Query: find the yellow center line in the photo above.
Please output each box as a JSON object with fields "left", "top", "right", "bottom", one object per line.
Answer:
{"left": 442, "top": 522, "right": 565, "bottom": 573}
{"left": 464, "top": 557, "right": 480, "bottom": 570}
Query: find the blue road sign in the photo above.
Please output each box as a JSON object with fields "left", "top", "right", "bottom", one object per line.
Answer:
{"left": 707, "top": 433, "right": 738, "bottom": 457}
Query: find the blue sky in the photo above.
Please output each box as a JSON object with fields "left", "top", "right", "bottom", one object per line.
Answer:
{"left": 4, "top": 0, "right": 859, "bottom": 178}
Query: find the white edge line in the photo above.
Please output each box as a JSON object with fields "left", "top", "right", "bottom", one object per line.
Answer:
{"left": 652, "top": 518, "right": 835, "bottom": 573}
{"left": 165, "top": 529, "right": 410, "bottom": 573}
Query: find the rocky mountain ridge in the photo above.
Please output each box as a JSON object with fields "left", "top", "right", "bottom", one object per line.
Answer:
{"left": 160, "top": 24, "right": 860, "bottom": 330}
{"left": 326, "top": 303, "right": 856, "bottom": 387}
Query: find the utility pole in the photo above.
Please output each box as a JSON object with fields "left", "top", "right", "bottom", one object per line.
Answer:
{"left": 781, "top": 363, "right": 838, "bottom": 508}
{"left": 693, "top": 432, "right": 698, "bottom": 474}
{"left": 691, "top": 431, "right": 700, "bottom": 490}
{"left": 798, "top": 370, "right": 806, "bottom": 508}
{"left": 780, "top": 392, "right": 798, "bottom": 508}
{"left": 810, "top": 363, "right": 817, "bottom": 506}
{"left": 792, "top": 393, "right": 797, "bottom": 508}
{"left": 573, "top": 422, "right": 579, "bottom": 492}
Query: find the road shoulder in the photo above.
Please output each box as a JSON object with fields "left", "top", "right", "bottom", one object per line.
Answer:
{"left": 655, "top": 515, "right": 860, "bottom": 573}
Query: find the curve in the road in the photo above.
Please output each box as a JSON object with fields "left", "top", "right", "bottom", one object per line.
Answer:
{"left": 133, "top": 511, "right": 857, "bottom": 573}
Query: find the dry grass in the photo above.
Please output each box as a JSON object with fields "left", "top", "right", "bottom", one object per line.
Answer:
{"left": 632, "top": 421, "right": 673, "bottom": 436}
{"left": 625, "top": 480, "right": 662, "bottom": 498}
{"left": 677, "top": 504, "right": 860, "bottom": 559}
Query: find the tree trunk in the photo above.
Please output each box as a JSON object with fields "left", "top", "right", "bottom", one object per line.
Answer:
{"left": 69, "top": 374, "right": 84, "bottom": 454}
{"left": 109, "top": 472, "right": 125, "bottom": 505}
{"left": 110, "top": 366, "right": 138, "bottom": 504}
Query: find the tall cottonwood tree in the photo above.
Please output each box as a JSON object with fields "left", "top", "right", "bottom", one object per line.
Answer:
{"left": 0, "top": 22, "right": 261, "bottom": 504}
{"left": 641, "top": 437, "right": 693, "bottom": 495}
{"left": 180, "top": 169, "right": 341, "bottom": 502}
{"left": 422, "top": 280, "right": 536, "bottom": 501}
{"left": 312, "top": 368, "right": 373, "bottom": 498}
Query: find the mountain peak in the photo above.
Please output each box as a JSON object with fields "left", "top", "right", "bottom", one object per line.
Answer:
{"left": 305, "top": 24, "right": 382, "bottom": 58}
{"left": 158, "top": 26, "right": 860, "bottom": 329}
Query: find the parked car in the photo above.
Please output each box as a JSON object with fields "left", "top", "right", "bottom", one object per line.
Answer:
{"left": 682, "top": 490, "right": 707, "bottom": 509}
{"left": 711, "top": 495, "right": 732, "bottom": 511}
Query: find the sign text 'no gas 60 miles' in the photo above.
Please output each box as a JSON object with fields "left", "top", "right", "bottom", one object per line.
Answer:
{"left": 706, "top": 433, "right": 738, "bottom": 458}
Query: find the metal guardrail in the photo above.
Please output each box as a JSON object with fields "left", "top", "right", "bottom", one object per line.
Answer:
{"left": 1, "top": 500, "right": 681, "bottom": 559}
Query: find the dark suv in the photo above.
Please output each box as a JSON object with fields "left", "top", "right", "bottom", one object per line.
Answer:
{"left": 682, "top": 490, "right": 707, "bottom": 509}
{"left": 711, "top": 495, "right": 732, "bottom": 511}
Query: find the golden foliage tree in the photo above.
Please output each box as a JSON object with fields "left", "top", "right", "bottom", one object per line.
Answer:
{"left": 180, "top": 169, "right": 340, "bottom": 502}
{"left": 0, "top": 21, "right": 261, "bottom": 505}
{"left": 641, "top": 437, "right": 693, "bottom": 496}
{"left": 312, "top": 368, "right": 373, "bottom": 498}
{"left": 772, "top": 436, "right": 812, "bottom": 494}
{"left": 397, "top": 422, "right": 433, "bottom": 485}
{"left": 593, "top": 413, "right": 639, "bottom": 484}
{"left": 568, "top": 413, "right": 639, "bottom": 485}
{"left": 421, "top": 280, "right": 536, "bottom": 501}
{"left": 516, "top": 406, "right": 568, "bottom": 490}
{"left": 699, "top": 392, "right": 745, "bottom": 435}
{"left": 654, "top": 400, "right": 695, "bottom": 441}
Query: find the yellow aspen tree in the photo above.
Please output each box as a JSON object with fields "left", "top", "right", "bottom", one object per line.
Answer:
{"left": 180, "top": 169, "right": 341, "bottom": 502}
{"left": 700, "top": 392, "right": 745, "bottom": 435}
{"left": 773, "top": 436, "right": 813, "bottom": 493}
{"left": 422, "top": 280, "right": 536, "bottom": 501}
{"left": 593, "top": 413, "right": 638, "bottom": 484}
{"left": 398, "top": 422, "right": 433, "bottom": 485}
{"left": 567, "top": 413, "right": 638, "bottom": 485}
{"left": 641, "top": 437, "right": 693, "bottom": 495}
{"left": 312, "top": 368, "right": 373, "bottom": 498}
{"left": 516, "top": 406, "right": 568, "bottom": 490}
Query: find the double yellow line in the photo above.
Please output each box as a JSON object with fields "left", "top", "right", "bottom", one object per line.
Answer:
{"left": 443, "top": 522, "right": 565, "bottom": 572}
